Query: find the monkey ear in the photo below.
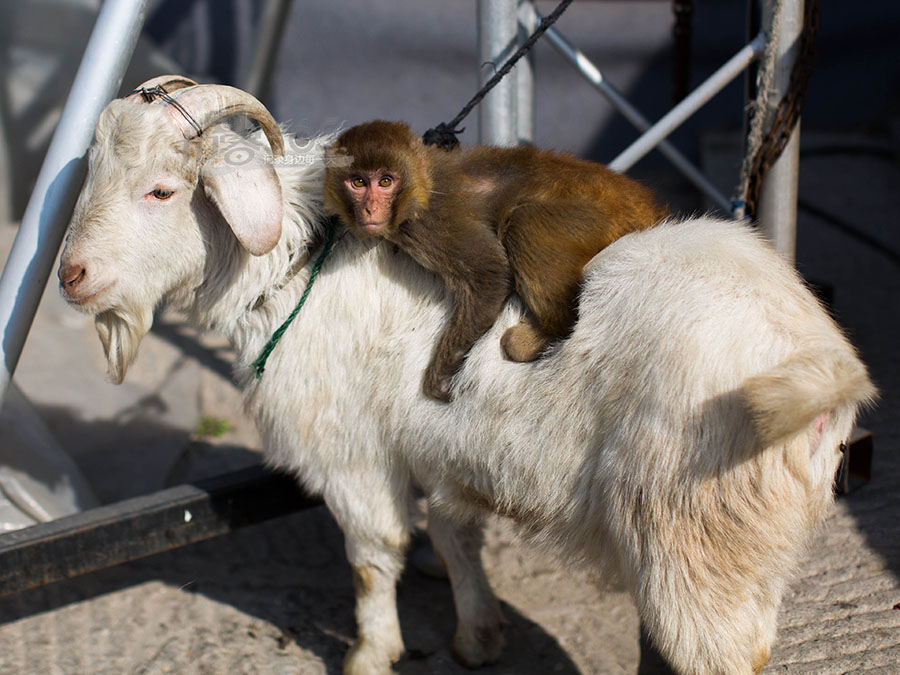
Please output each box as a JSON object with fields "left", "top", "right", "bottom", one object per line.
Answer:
{"left": 199, "top": 134, "right": 283, "bottom": 256}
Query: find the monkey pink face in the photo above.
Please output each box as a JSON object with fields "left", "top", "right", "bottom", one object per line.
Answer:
{"left": 345, "top": 169, "right": 400, "bottom": 237}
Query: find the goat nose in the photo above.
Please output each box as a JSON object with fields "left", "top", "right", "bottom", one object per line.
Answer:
{"left": 58, "top": 262, "right": 86, "bottom": 290}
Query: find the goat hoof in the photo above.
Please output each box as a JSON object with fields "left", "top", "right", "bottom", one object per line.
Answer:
{"left": 452, "top": 619, "right": 506, "bottom": 668}
{"left": 343, "top": 638, "right": 401, "bottom": 675}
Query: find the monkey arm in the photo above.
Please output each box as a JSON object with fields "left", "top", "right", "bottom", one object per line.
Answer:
{"left": 394, "top": 220, "right": 512, "bottom": 402}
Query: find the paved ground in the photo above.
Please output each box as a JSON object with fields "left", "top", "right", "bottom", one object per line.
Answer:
{"left": 1, "top": 1, "right": 899, "bottom": 673}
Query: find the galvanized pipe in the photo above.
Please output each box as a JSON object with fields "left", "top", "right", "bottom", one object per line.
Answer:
{"left": 609, "top": 32, "right": 765, "bottom": 173}
{"left": 516, "top": 0, "right": 536, "bottom": 145}
{"left": 0, "top": 43, "right": 11, "bottom": 226}
{"left": 0, "top": 0, "right": 150, "bottom": 404}
{"left": 525, "top": 5, "right": 733, "bottom": 212}
{"left": 478, "top": 0, "right": 519, "bottom": 146}
{"left": 756, "top": 0, "right": 803, "bottom": 262}
{"left": 241, "top": 0, "right": 295, "bottom": 103}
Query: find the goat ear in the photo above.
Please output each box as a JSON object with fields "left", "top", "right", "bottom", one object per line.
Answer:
{"left": 199, "top": 136, "right": 283, "bottom": 256}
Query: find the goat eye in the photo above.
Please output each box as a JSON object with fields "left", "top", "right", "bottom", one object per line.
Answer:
{"left": 378, "top": 176, "right": 393, "bottom": 188}
{"left": 350, "top": 177, "right": 366, "bottom": 189}
{"left": 149, "top": 188, "right": 174, "bottom": 200}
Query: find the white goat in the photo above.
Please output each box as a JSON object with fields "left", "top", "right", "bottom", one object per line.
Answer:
{"left": 58, "top": 77, "right": 875, "bottom": 675}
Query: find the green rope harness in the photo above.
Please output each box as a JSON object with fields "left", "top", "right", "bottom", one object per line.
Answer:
{"left": 252, "top": 219, "right": 337, "bottom": 378}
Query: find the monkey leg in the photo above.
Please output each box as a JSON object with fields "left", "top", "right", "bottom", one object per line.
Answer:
{"left": 499, "top": 204, "right": 592, "bottom": 361}
{"left": 423, "top": 275, "right": 511, "bottom": 401}
{"left": 420, "top": 229, "right": 512, "bottom": 401}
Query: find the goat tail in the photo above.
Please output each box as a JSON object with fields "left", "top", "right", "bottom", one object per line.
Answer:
{"left": 742, "top": 346, "right": 877, "bottom": 447}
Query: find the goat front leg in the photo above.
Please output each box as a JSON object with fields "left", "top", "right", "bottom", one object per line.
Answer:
{"left": 427, "top": 506, "right": 506, "bottom": 667}
{"left": 324, "top": 472, "right": 411, "bottom": 675}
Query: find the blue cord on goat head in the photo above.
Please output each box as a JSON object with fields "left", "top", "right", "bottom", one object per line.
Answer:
{"left": 252, "top": 218, "right": 337, "bottom": 378}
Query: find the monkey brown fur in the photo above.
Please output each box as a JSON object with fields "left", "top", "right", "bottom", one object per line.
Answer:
{"left": 324, "top": 120, "right": 668, "bottom": 402}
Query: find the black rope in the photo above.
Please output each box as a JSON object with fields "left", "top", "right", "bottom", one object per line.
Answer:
{"left": 129, "top": 85, "right": 203, "bottom": 137}
{"left": 423, "top": 0, "right": 574, "bottom": 150}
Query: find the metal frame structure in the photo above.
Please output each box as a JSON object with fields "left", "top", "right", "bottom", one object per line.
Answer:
{"left": 478, "top": 0, "right": 803, "bottom": 253}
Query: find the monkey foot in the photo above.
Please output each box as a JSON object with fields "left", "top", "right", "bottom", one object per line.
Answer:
{"left": 500, "top": 322, "right": 550, "bottom": 362}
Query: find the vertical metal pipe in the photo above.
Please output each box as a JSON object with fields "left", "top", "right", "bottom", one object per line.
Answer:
{"left": 0, "top": 40, "right": 11, "bottom": 226}
{"left": 0, "top": 0, "right": 150, "bottom": 404}
{"left": 477, "top": 0, "right": 519, "bottom": 146}
{"left": 241, "top": 0, "right": 294, "bottom": 103}
{"left": 516, "top": 0, "right": 536, "bottom": 145}
{"left": 0, "top": 90, "right": 11, "bottom": 226}
{"left": 757, "top": 0, "right": 802, "bottom": 261}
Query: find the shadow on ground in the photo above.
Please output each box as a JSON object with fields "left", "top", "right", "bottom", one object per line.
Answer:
{"left": 0, "top": 506, "right": 596, "bottom": 674}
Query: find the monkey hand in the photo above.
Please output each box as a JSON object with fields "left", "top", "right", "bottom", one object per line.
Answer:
{"left": 422, "top": 363, "right": 454, "bottom": 403}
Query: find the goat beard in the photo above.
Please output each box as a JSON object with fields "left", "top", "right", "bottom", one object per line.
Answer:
{"left": 94, "top": 306, "right": 153, "bottom": 385}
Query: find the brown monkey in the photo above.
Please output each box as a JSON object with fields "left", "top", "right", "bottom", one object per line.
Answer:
{"left": 324, "top": 120, "right": 668, "bottom": 402}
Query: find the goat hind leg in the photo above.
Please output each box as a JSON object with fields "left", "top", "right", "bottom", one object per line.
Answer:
{"left": 427, "top": 507, "right": 506, "bottom": 667}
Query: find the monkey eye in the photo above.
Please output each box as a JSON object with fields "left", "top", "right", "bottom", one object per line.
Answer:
{"left": 378, "top": 175, "right": 394, "bottom": 188}
{"left": 148, "top": 187, "right": 174, "bottom": 200}
{"left": 349, "top": 176, "right": 366, "bottom": 189}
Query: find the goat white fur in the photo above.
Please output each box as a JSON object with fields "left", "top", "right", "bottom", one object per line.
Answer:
{"left": 59, "top": 83, "right": 875, "bottom": 675}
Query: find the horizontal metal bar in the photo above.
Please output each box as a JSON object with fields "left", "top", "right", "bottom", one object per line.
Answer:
{"left": 524, "top": 5, "right": 732, "bottom": 211}
{"left": 609, "top": 33, "right": 765, "bottom": 173}
{"left": 0, "top": 464, "right": 320, "bottom": 597}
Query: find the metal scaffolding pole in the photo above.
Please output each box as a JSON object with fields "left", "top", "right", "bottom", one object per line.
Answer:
{"left": 609, "top": 33, "right": 765, "bottom": 173}
{"left": 478, "top": 0, "right": 520, "bottom": 146}
{"left": 524, "top": 4, "right": 735, "bottom": 212}
{"left": 516, "top": 0, "right": 536, "bottom": 145}
{"left": 756, "top": 0, "right": 803, "bottom": 261}
{"left": 241, "top": 0, "right": 295, "bottom": 103}
{"left": 0, "top": 0, "right": 150, "bottom": 405}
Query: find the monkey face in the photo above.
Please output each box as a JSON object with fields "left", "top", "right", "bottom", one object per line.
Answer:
{"left": 344, "top": 169, "right": 400, "bottom": 238}
{"left": 324, "top": 120, "right": 433, "bottom": 241}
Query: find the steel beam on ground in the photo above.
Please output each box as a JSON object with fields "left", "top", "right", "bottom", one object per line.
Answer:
{"left": 0, "top": 465, "right": 320, "bottom": 597}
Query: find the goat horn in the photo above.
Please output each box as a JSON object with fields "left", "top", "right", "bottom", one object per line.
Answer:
{"left": 124, "top": 75, "right": 199, "bottom": 102}
{"left": 166, "top": 84, "right": 285, "bottom": 158}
